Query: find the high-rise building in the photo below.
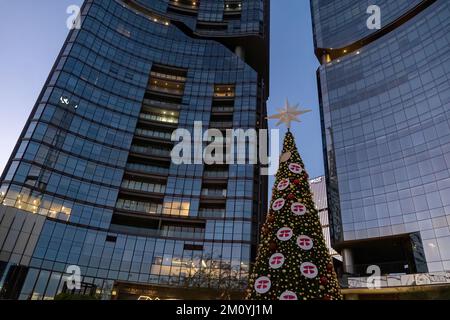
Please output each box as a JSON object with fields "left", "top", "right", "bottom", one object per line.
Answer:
{"left": 311, "top": 0, "right": 450, "bottom": 298}
{"left": 309, "top": 176, "right": 340, "bottom": 261}
{"left": 0, "top": 0, "right": 269, "bottom": 300}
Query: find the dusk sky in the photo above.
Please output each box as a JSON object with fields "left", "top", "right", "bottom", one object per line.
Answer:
{"left": 0, "top": 0, "right": 323, "bottom": 180}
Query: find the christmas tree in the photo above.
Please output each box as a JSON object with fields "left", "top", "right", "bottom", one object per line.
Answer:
{"left": 246, "top": 101, "right": 342, "bottom": 300}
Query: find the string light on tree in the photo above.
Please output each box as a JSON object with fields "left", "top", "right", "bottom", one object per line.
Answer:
{"left": 245, "top": 98, "right": 342, "bottom": 300}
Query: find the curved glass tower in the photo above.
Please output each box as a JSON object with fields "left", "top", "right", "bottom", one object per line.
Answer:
{"left": 0, "top": 0, "right": 269, "bottom": 300}
{"left": 312, "top": 0, "right": 450, "bottom": 292}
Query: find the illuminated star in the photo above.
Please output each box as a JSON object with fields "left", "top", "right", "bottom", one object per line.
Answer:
{"left": 267, "top": 99, "right": 312, "bottom": 129}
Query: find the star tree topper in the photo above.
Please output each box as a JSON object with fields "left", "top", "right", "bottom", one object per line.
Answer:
{"left": 267, "top": 99, "right": 312, "bottom": 129}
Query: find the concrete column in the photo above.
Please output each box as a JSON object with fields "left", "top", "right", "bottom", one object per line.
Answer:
{"left": 342, "top": 248, "right": 354, "bottom": 274}
{"left": 235, "top": 46, "right": 245, "bottom": 61}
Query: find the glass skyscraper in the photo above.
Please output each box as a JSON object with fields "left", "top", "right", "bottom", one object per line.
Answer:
{"left": 0, "top": 0, "right": 269, "bottom": 300}
{"left": 309, "top": 176, "right": 340, "bottom": 261}
{"left": 312, "top": 0, "right": 450, "bottom": 289}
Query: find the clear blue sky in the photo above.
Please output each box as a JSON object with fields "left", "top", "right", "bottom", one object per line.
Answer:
{"left": 0, "top": 0, "right": 323, "bottom": 181}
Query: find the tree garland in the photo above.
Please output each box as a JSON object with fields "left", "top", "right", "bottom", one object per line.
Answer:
{"left": 246, "top": 131, "right": 342, "bottom": 300}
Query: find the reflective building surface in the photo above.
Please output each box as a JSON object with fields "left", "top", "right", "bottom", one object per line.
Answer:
{"left": 0, "top": 0, "right": 269, "bottom": 300}
{"left": 309, "top": 176, "right": 340, "bottom": 260}
{"left": 312, "top": 0, "right": 450, "bottom": 283}
{"left": 311, "top": 0, "right": 423, "bottom": 49}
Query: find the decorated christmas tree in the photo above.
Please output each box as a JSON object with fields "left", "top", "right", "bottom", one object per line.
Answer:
{"left": 246, "top": 100, "right": 342, "bottom": 300}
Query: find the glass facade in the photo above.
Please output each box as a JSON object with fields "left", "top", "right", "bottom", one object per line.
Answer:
{"left": 0, "top": 0, "right": 269, "bottom": 300}
{"left": 309, "top": 176, "right": 340, "bottom": 259}
{"left": 313, "top": 0, "right": 450, "bottom": 273}
{"left": 311, "top": 0, "right": 423, "bottom": 49}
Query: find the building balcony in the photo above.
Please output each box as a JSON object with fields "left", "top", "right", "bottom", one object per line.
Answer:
{"left": 224, "top": 1, "right": 242, "bottom": 13}
{"left": 198, "top": 208, "right": 226, "bottom": 218}
{"left": 130, "top": 145, "right": 172, "bottom": 159}
{"left": 168, "top": 0, "right": 199, "bottom": 15}
{"left": 225, "top": 7, "right": 241, "bottom": 13}
{"left": 111, "top": 207, "right": 206, "bottom": 240}
{"left": 126, "top": 163, "right": 170, "bottom": 177}
{"left": 109, "top": 223, "right": 205, "bottom": 241}
{"left": 213, "top": 92, "right": 235, "bottom": 100}
{"left": 139, "top": 113, "right": 179, "bottom": 126}
{"left": 142, "top": 99, "right": 181, "bottom": 111}
{"left": 147, "top": 85, "right": 184, "bottom": 97}
{"left": 116, "top": 198, "right": 163, "bottom": 215}
{"left": 203, "top": 170, "right": 229, "bottom": 179}
{"left": 121, "top": 180, "right": 166, "bottom": 194}
{"left": 214, "top": 85, "right": 235, "bottom": 100}
{"left": 196, "top": 22, "right": 228, "bottom": 33}
{"left": 211, "top": 106, "right": 234, "bottom": 114}
{"left": 135, "top": 128, "right": 173, "bottom": 142}
{"left": 203, "top": 164, "right": 229, "bottom": 180}
{"left": 201, "top": 188, "right": 227, "bottom": 198}
{"left": 150, "top": 71, "right": 187, "bottom": 83}
{"left": 209, "top": 121, "right": 233, "bottom": 129}
{"left": 121, "top": 0, "right": 170, "bottom": 26}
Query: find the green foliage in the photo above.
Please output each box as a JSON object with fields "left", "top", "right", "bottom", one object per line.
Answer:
{"left": 181, "top": 255, "right": 246, "bottom": 300}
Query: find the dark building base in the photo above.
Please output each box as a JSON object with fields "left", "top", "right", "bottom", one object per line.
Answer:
{"left": 112, "top": 281, "right": 244, "bottom": 300}
{"left": 343, "top": 285, "right": 450, "bottom": 300}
